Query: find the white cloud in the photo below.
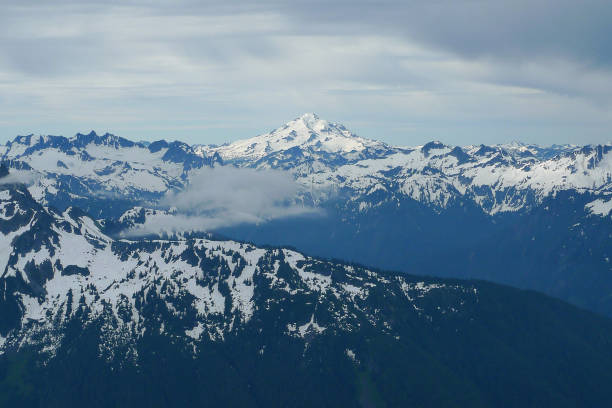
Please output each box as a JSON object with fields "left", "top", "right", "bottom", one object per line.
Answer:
{"left": 123, "top": 166, "right": 321, "bottom": 236}
{"left": 0, "top": 170, "right": 39, "bottom": 186}
{"left": 1, "top": 1, "right": 612, "bottom": 146}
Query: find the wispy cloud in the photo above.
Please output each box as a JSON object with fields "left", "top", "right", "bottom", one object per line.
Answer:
{"left": 0, "top": 169, "right": 39, "bottom": 186}
{"left": 122, "top": 166, "right": 321, "bottom": 236}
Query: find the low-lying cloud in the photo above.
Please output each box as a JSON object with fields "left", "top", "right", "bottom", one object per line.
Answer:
{"left": 0, "top": 169, "right": 39, "bottom": 186}
{"left": 123, "top": 166, "right": 321, "bottom": 237}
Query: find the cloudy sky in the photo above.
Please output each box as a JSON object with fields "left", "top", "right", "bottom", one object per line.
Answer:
{"left": 1, "top": 0, "right": 611, "bottom": 146}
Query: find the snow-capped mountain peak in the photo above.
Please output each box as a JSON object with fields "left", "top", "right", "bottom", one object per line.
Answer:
{"left": 202, "top": 113, "right": 387, "bottom": 162}
{"left": 296, "top": 112, "right": 322, "bottom": 126}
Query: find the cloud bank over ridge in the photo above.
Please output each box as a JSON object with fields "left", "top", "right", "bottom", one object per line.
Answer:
{"left": 123, "top": 166, "right": 320, "bottom": 236}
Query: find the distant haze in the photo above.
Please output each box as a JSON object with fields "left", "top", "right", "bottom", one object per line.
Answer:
{"left": 1, "top": 1, "right": 612, "bottom": 146}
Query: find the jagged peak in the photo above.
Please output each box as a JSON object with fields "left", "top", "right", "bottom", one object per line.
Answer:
{"left": 81, "top": 130, "right": 97, "bottom": 137}
{"left": 10, "top": 134, "right": 58, "bottom": 146}
{"left": 420, "top": 141, "right": 450, "bottom": 157}
{"left": 70, "top": 131, "right": 136, "bottom": 149}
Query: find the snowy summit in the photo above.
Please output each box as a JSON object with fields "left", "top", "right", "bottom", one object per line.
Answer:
{"left": 202, "top": 113, "right": 386, "bottom": 161}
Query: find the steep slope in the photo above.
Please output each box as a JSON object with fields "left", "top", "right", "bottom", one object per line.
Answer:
{"left": 1, "top": 184, "right": 612, "bottom": 406}
{"left": 222, "top": 189, "right": 612, "bottom": 315}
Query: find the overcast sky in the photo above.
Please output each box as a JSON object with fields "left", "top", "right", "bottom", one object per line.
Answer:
{"left": 1, "top": 0, "right": 611, "bottom": 146}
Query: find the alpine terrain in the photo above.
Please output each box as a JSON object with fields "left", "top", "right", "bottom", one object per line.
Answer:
{"left": 1, "top": 115, "right": 612, "bottom": 406}
{"left": 1, "top": 179, "right": 612, "bottom": 406}
{"left": 2, "top": 114, "right": 612, "bottom": 316}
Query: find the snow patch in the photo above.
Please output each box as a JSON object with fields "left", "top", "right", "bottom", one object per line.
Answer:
{"left": 586, "top": 198, "right": 612, "bottom": 217}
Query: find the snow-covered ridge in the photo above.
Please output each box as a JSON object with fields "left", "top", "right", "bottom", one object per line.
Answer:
{"left": 0, "top": 131, "right": 221, "bottom": 206}
{"left": 2, "top": 115, "right": 612, "bottom": 216}
{"left": 191, "top": 115, "right": 612, "bottom": 214}
{"left": 0, "top": 185, "right": 476, "bottom": 358}
{"left": 303, "top": 142, "right": 612, "bottom": 214}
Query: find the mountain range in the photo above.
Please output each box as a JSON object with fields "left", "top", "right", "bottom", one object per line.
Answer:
{"left": 6, "top": 113, "right": 611, "bottom": 217}
{"left": 1, "top": 180, "right": 612, "bottom": 406}
{"left": 1, "top": 114, "right": 612, "bottom": 406}
{"left": 2, "top": 113, "right": 610, "bottom": 316}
